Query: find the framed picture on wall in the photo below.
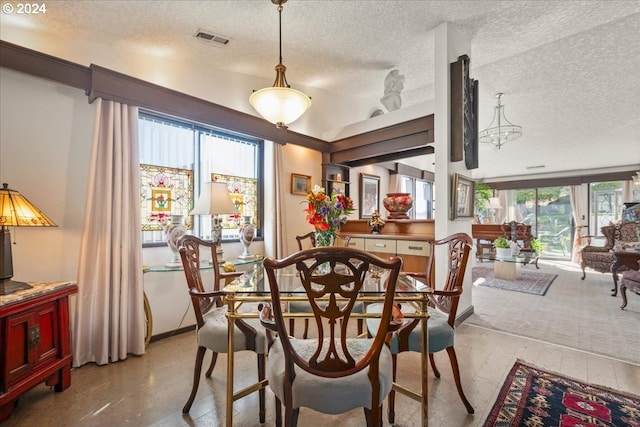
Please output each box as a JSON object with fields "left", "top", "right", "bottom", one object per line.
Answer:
{"left": 359, "top": 173, "right": 380, "bottom": 218}
{"left": 291, "top": 173, "right": 311, "bottom": 195}
{"left": 451, "top": 173, "right": 475, "bottom": 220}
{"left": 330, "top": 181, "right": 346, "bottom": 195}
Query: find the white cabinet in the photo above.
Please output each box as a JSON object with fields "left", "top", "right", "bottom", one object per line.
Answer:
{"left": 344, "top": 235, "right": 431, "bottom": 272}
{"left": 365, "top": 238, "right": 397, "bottom": 254}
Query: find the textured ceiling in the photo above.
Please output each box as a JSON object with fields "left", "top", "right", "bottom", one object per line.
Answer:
{"left": 1, "top": 1, "right": 639, "bottom": 179}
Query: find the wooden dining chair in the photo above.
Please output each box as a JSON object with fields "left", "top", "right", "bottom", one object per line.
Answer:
{"left": 291, "top": 232, "right": 359, "bottom": 338}
{"left": 295, "top": 231, "right": 316, "bottom": 250}
{"left": 178, "top": 235, "right": 267, "bottom": 421}
{"left": 259, "top": 246, "right": 404, "bottom": 426}
{"left": 366, "top": 232, "right": 474, "bottom": 423}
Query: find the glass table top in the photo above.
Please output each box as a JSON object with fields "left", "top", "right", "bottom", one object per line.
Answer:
{"left": 223, "top": 265, "right": 430, "bottom": 295}
{"left": 143, "top": 256, "right": 264, "bottom": 273}
{"left": 476, "top": 251, "right": 537, "bottom": 264}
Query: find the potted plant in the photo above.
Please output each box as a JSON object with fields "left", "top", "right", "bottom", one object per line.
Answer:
{"left": 530, "top": 238, "right": 546, "bottom": 255}
{"left": 493, "top": 236, "right": 512, "bottom": 258}
{"left": 474, "top": 183, "right": 493, "bottom": 223}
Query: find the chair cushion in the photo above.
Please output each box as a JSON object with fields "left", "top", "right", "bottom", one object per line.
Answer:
{"left": 613, "top": 241, "right": 640, "bottom": 251}
{"left": 622, "top": 270, "right": 640, "bottom": 285}
{"left": 365, "top": 303, "right": 454, "bottom": 354}
{"left": 581, "top": 250, "right": 616, "bottom": 274}
{"left": 198, "top": 303, "right": 267, "bottom": 354}
{"left": 267, "top": 337, "right": 393, "bottom": 414}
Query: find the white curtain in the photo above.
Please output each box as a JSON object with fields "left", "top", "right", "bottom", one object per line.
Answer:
{"left": 497, "top": 190, "right": 507, "bottom": 224}
{"left": 569, "top": 185, "right": 586, "bottom": 263}
{"left": 274, "top": 143, "right": 287, "bottom": 258}
{"left": 72, "top": 99, "right": 145, "bottom": 367}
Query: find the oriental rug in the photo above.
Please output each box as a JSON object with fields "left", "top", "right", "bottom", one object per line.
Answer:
{"left": 483, "top": 360, "right": 640, "bottom": 427}
{"left": 472, "top": 266, "right": 557, "bottom": 296}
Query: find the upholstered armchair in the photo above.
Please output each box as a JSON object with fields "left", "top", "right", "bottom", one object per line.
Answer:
{"left": 579, "top": 222, "right": 638, "bottom": 281}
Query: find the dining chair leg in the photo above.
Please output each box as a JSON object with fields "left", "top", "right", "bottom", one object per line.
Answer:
{"left": 429, "top": 352, "right": 441, "bottom": 378}
{"left": 257, "top": 353, "right": 266, "bottom": 423}
{"left": 205, "top": 350, "right": 218, "bottom": 377}
{"left": 288, "top": 318, "right": 310, "bottom": 338}
{"left": 446, "top": 346, "right": 475, "bottom": 414}
{"left": 274, "top": 396, "right": 282, "bottom": 427}
{"left": 363, "top": 406, "right": 383, "bottom": 426}
{"left": 288, "top": 318, "right": 296, "bottom": 337}
{"left": 284, "top": 406, "right": 299, "bottom": 427}
{"left": 388, "top": 353, "right": 397, "bottom": 424}
{"left": 183, "top": 346, "right": 206, "bottom": 413}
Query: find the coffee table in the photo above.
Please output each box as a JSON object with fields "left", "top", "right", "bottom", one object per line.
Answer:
{"left": 477, "top": 252, "right": 538, "bottom": 280}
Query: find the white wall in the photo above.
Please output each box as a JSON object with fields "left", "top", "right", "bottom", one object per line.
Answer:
{"left": 0, "top": 27, "right": 374, "bottom": 140}
{"left": 276, "top": 144, "right": 323, "bottom": 256}
{"left": 0, "top": 68, "right": 93, "bottom": 282}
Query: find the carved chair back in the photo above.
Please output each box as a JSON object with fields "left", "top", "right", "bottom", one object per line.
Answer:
{"left": 262, "top": 247, "right": 402, "bottom": 377}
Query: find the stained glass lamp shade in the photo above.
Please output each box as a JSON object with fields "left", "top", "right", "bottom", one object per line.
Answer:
{"left": 0, "top": 183, "right": 57, "bottom": 295}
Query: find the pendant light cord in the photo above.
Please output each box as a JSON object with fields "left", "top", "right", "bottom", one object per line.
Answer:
{"left": 278, "top": 4, "right": 283, "bottom": 66}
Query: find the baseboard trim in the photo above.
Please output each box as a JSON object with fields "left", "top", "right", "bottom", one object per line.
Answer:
{"left": 456, "top": 305, "right": 474, "bottom": 327}
{"left": 150, "top": 325, "right": 195, "bottom": 343}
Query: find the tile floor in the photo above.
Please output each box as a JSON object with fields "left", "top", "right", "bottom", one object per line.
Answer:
{"left": 4, "top": 265, "right": 640, "bottom": 427}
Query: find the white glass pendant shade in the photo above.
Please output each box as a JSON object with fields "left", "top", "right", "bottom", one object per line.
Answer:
{"left": 249, "top": 0, "right": 310, "bottom": 129}
{"left": 249, "top": 86, "right": 311, "bottom": 129}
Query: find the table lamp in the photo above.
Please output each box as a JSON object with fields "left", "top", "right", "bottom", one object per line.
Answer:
{"left": 190, "top": 182, "right": 238, "bottom": 263}
{"left": 488, "top": 197, "right": 502, "bottom": 224}
{"left": 0, "top": 183, "right": 58, "bottom": 295}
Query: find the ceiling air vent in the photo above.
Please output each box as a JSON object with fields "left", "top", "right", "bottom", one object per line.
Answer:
{"left": 194, "top": 29, "right": 230, "bottom": 47}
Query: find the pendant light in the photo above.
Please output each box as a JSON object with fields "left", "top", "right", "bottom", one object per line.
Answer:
{"left": 249, "top": 0, "right": 311, "bottom": 129}
{"left": 479, "top": 93, "right": 522, "bottom": 150}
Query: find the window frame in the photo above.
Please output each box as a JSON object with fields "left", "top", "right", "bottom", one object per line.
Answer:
{"left": 138, "top": 110, "right": 264, "bottom": 247}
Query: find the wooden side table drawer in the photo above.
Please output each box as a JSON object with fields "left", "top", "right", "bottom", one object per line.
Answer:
{"left": 397, "top": 240, "right": 430, "bottom": 257}
{"left": 365, "top": 238, "right": 397, "bottom": 254}
{"left": 346, "top": 237, "right": 365, "bottom": 250}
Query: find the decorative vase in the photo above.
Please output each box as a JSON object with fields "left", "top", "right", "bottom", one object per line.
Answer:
{"left": 237, "top": 215, "right": 255, "bottom": 259}
{"left": 495, "top": 247, "right": 512, "bottom": 259}
{"left": 383, "top": 193, "right": 414, "bottom": 219}
{"left": 314, "top": 230, "right": 335, "bottom": 274}
{"left": 314, "top": 230, "right": 335, "bottom": 248}
{"left": 368, "top": 210, "right": 385, "bottom": 234}
{"left": 164, "top": 214, "right": 187, "bottom": 267}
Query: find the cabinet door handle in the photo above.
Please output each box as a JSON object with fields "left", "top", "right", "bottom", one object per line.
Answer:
{"left": 408, "top": 246, "right": 423, "bottom": 251}
{"left": 374, "top": 243, "right": 386, "bottom": 248}
{"left": 29, "top": 325, "right": 41, "bottom": 349}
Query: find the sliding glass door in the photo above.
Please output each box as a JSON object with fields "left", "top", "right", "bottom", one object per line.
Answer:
{"left": 513, "top": 186, "right": 573, "bottom": 259}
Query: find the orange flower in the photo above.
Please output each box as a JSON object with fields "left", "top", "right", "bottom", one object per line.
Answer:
{"left": 302, "top": 185, "right": 355, "bottom": 234}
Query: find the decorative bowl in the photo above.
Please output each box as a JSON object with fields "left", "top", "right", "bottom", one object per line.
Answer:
{"left": 383, "top": 193, "right": 414, "bottom": 219}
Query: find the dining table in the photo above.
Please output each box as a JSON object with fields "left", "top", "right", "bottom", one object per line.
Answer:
{"left": 221, "top": 263, "right": 433, "bottom": 426}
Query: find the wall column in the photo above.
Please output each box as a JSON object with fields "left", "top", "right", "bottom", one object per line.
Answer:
{"left": 433, "top": 23, "right": 474, "bottom": 315}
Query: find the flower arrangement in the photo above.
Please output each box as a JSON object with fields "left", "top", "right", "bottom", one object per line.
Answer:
{"left": 304, "top": 185, "right": 355, "bottom": 245}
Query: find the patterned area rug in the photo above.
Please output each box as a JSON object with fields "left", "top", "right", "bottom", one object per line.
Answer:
{"left": 472, "top": 266, "right": 557, "bottom": 296}
{"left": 484, "top": 360, "right": 640, "bottom": 426}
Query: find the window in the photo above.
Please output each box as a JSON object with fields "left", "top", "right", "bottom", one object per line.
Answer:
{"left": 138, "top": 111, "right": 263, "bottom": 245}
{"left": 589, "top": 181, "right": 624, "bottom": 235}
{"left": 502, "top": 187, "right": 572, "bottom": 259}
{"left": 399, "top": 176, "right": 433, "bottom": 219}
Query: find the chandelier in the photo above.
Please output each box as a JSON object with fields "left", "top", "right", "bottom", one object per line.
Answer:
{"left": 479, "top": 92, "right": 522, "bottom": 150}
{"left": 249, "top": 0, "right": 311, "bottom": 129}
